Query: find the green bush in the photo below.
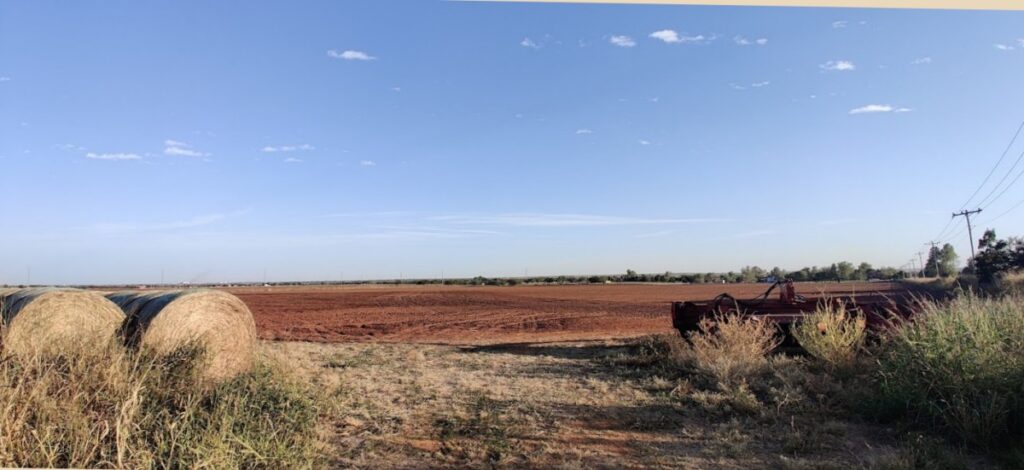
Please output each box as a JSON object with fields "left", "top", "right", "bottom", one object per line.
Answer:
{"left": 874, "top": 294, "right": 1024, "bottom": 448}
{"left": 791, "top": 302, "right": 867, "bottom": 374}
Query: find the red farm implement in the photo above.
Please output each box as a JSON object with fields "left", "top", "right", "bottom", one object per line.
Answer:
{"left": 670, "top": 280, "right": 914, "bottom": 346}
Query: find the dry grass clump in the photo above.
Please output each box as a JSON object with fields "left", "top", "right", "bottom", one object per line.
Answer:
{"left": 874, "top": 294, "right": 1024, "bottom": 450}
{"left": 791, "top": 301, "right": 867, "bottom": 374}
{"left": 0, "top": 288, "right": 123, "bottom": 356}
{"left": 0, "top": 340, "right": 322, "bottom": 468}
{"left": 687, "top": 312, "right": 781, "bottom": 386}
{"left": 107, "top": 289, "right": 258, "bottom": 380}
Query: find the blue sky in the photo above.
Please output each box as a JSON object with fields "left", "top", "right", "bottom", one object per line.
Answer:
{"left": 2, "top": 1, "right": 1023, "bottom": 285}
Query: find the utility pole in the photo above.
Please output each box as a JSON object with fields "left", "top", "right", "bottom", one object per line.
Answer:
{"left": 952, "top": 209, "right": 983, "bottom": 260}
{"left": 909, "top": 259, "right": 918, "bottom": 278}
{"left": 916, "top": 251, "right": 925, "bottom": 277}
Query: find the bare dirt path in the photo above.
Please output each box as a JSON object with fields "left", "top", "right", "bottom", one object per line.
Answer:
{"left": 233, "top": 282, "right": 910, "bottom": 345}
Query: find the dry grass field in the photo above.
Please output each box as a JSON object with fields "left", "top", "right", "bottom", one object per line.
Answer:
{"left": 265, "top": 338, "right": 937, "bottom": 469}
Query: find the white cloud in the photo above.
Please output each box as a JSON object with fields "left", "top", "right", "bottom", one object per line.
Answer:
{"left": 832, "top": 20, "right": 848, "bottom": 28}
{"left": 163, "top": 139, "right": 210, "bottom": 157}
{"left": 283, "top": 157, "right": 303, "bottom": 163}
{"left": 360, "top": 160, "right": 376, "bottom": 166}
{"left": 431, "top": 213, "right": 721, "bottom": 227}
{"left": 750, "top": 81, "right": 770, "bottom": 87}
{"left": 86, "top": 152, "right": 141, "bottom": 161}
{"left": 57, "top": 143, "right": 86, "bottom": 151}
{"left": 911, "top": 57, "right": 932, "bottom": 65}
{"left": 391, "top": 86, "right": 401, "bottom": 92}
{"left": 0, "top": 76, "right": 9, "bottom": 82}
{"left": 609, "top": 35, "right": 636, "bottom": 47}
{"left": 648, "top": 30, "right": 718, "bottom": 45}
{"left": 994, "top": 43, "right": 1015, "bottom": 51}
{"left": 820, "top": 60, "right": 856, "bottom": 71}
{"left": 649, "top": 30, "right": 681, "bottom": 43}
{"left": 261, "top": 144, "right": 314, "bottom": 153}
{"left": 327, "top": 49, "right": 376, "bottom": 61}
{"left": 520, "top": 37, "right": 540, "bottom": 49}
{"left": 638, "top": 139, "right": 651, "bottom": 146}
{"left": 734, "top": 36, "right": 767, "bottom": 46}
{"left": 575, "top": 128, "right": 593, "bottom": 135}
{"left": 1019, "top": 39, "right": 1024, "bottom": 47}
{"left": 848, "top": 104, "right": 912, "bottom": 114}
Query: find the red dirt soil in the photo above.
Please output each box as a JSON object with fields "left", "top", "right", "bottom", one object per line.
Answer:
{"left": 228, "top": 282, "right": 914, "bottom": 345}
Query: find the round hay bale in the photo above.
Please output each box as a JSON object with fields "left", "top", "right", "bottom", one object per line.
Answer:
{"left": 0, "top": 288, "right": 125, "bottom": 356}
{"left": 106, "top": 289, "right": 257, "bottom": 380}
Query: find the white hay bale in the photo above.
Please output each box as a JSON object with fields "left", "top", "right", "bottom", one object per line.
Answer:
{"left": 0, "top": 288, "right": 125, "bottom": 356}
{"left": 106, "top": 289, "right": 257, "bottom": 380}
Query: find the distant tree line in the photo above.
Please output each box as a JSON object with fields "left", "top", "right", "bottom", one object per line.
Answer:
{"left": 389, "top": 261, "right": 907, "bottom": 287}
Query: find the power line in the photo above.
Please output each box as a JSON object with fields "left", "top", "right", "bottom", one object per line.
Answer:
{"left": 979, "top": 149, "right": 1024, "bottom": 210}
{"left": 930, "top": 120, "right": 1023, "bottom": 243}
{"left": 960, "top": 120, "right": 1024, "bottom": 210}
{"left": 976, "top": 146, "right": 1024, "bottom": 209}
{"left": 985, "top": 195, "right": 1024, "bottom": 224}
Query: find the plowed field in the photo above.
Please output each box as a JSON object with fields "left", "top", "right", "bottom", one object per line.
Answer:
{"left": 231, "top": 281, "right": 912, "bottom": 345}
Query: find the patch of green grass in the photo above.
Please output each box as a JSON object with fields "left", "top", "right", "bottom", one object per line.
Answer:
{"left": 873, "top": 294, "right": 1024, "bottom": 449}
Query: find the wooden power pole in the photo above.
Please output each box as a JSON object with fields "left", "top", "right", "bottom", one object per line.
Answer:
{"left": 952, "top": 209, "right": 983, "bottom": 260}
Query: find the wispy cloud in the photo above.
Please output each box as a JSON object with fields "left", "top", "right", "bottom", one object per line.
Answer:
{"left": 638, "top": 139, "right": 651, "bottom": 146}
{"left": 86, "top": 209, "right": 251, "bottom": 236}
{"left": 910, "top": 57, "right": 932, "bottom": 65}
{"left": 730, "top": 81, "right": 770, "bottom": 90}
{"left": 994, "top": 43, "right": 1016, "bottom": 51}
{"left": 327, "top": 49, "right": 376, "bottom": 61}
{"left": 832, "top": 20, "right": 848, "bottom": 28}
{"left": 261, "top": 144, "right": 314, "bottom": 153}
{"left": 820, "top": 60, "right": 856, "bottom": 71}
{"left": 359, "top": 160, "right": 376, "bottom": 166}
{"left": 431, "top": 213, "right": 720, "bottom": 227}
{"left": 164, "top": 139, "right": 210, "bottom": 157}
{"left": 650, "top": 30, "right": 714, "bottom": 45}
{"left": 575, "top": 128, "right": 593, "bottom": 135}
{"left": 849, "top": 104, "right": 912, "bottom": 114}
{"left": 734, "top": 36, "right": 767, "bottom": 46}
{"left": 283, "top": 157, "right": 302, "bottom": 163}
{"left": 57, "top": 143, "right": 87, "bottom": 151}
{"left": 520, "top": 37, "right": 540, "bottom": 49}
{"left": 818, "top": 218, "right": 856, "bottom": 226}
{"left": 85, "top": 152, "right": 141, "bottom": 161}
{"left": 732, "top": 229, "right": 776, "bottom": 239}
{"left": 0, "top": 76, "right": 10, "bottom": 82}
{"left": 635, "top": 229, "right": 675, "bottom": 238}
{"left": 610, "top": 35, "right": 636, "bottom": 47}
